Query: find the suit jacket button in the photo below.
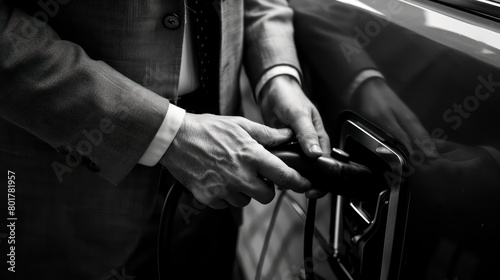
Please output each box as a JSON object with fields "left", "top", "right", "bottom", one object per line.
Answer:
{"left": 86, "top": 159, "right": 101, "bottom": 172}
{"left": 163, "top": 14, "right": 181, "bottom": 30}
{"left": 81, "top": 155, "right": 101, "bottom": 172}
{"left": 56, "top": 145, "right": 72, "bottom": 155}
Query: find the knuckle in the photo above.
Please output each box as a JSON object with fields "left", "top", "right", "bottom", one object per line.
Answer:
{"left": 205, "top": 186, "right": 224, "bottom": 200}
{"left": 260, "top": 125, "right": 274, "bottom": 139}
{"left": 251, "top": 144, "right": 266, "bottom": 161}
{"left": 233, "top": 116, "right": 247, "bottom": 126}
{"left": 297, "top": 108, "right": 312, "bottom": 118}
{"left": 237, "top": 145, "right": 256, "bottom": 164}
{"left": 194, "top": 193, "right": 211, "bottom": 206}
{"left": 205, "top": 195, "right": 216, "bottom": 205}
{"left": 236, "top": 116, "right": 247, "bottom": 122}
{"left": 286, "top": 106, "right": 305, "bottom": 116}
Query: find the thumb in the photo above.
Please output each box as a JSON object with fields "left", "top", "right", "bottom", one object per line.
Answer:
{"left": 237, "top": 118, "right": 293, "bottom": 147}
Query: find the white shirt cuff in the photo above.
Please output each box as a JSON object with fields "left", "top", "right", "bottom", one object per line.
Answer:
{"left": 138, "top": 104, "right": 186, "bottom": 166}
{"left": 254, "top": 66, "right": 302, "bottom": 102}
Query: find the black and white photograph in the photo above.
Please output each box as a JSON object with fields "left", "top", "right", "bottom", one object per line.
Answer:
{"left": 1, "top": 0, "right": 500, "bottom": 279}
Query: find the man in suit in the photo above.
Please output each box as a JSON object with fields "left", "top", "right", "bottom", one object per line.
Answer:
{"left": 0, "top": 0, "right": 330, "bottom": 279}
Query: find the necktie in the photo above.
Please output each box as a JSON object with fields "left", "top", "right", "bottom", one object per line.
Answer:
{"left": 188, "top": 0, "right": 221, "bottom": 98}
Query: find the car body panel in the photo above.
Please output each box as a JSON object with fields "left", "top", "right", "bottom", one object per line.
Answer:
{"left": 239, "top": 0, "right": 500, "bottom": 279}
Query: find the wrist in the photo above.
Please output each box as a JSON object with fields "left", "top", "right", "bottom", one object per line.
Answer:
{"left": 160, "top": 113, "right": 192, "bottom": 166}
{"left": 259, "top": 75, "right": 300, "bottom": 106}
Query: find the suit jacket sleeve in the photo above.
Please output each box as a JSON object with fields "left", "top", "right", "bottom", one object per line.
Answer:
{"left": 291, "top": 0, "right": 379, "bottom": 95}
{"left": 243, "top": 0, "right": 303, "bottom": 89}
{"left": 0, "top": 1, "right": 169, "bottom": 184}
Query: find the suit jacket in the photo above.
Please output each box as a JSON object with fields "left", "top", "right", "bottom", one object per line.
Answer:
{"left": 0, "top": 0, "right": 301, "bottom": 279}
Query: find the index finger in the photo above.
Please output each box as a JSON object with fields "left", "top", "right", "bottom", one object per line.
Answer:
{"left": 254, "top": 146, "right": 311, "bottom": 192}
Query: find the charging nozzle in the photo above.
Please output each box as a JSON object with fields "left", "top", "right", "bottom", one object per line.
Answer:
{"left": 269, "top": 142, "right": 384, "bottom": 199}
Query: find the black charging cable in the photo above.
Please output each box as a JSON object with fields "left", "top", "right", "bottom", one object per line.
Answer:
{"left": 304, "top": 198, "right": 317, "bottom": 280}
{"left": 157, "top": 179, "right": 184, "bottom": 280}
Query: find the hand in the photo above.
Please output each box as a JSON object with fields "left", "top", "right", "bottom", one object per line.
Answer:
{"left": 161, "top": 113, "right": 312, "bottom": 209}
{"left": 258, "top": 75, "right": 331, "bottom": 158}
{"left": 350, "top": 78, "right": 438, "bottom": 158}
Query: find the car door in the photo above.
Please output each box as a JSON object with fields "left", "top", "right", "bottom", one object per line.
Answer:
{"left": 239, "top": 0, "right": 500, "bottom": 279}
